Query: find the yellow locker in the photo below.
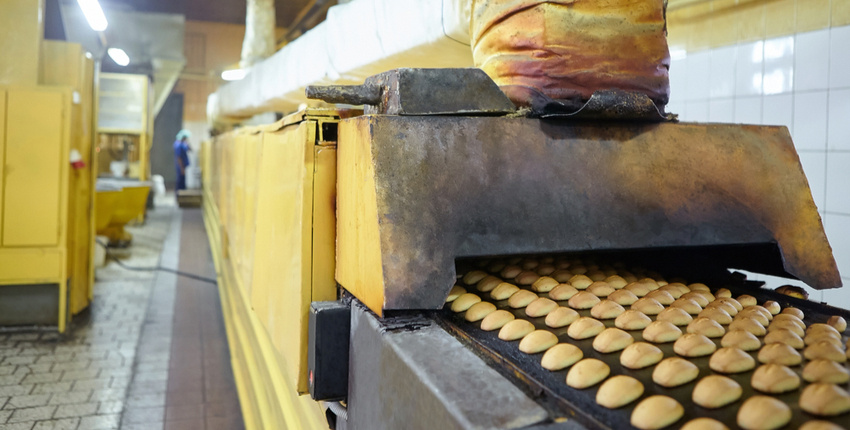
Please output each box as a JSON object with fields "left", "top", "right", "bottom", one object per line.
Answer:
{"left": 3, "top": 89, "right": 65, "bottom": 246}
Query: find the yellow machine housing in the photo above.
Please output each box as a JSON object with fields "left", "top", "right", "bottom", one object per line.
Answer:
{"left": 95, "top": 185, "right": 152, "bottom": 245}
{"left": 202, "top": 108, "right": 351, "bottom": 429}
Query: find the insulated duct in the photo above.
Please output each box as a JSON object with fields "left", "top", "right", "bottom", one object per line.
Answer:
{"left": 241, "top": 0, "right": 276, "bottom": 68}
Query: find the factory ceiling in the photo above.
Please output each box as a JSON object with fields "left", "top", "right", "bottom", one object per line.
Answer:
{"left": 54, "top": 0, "right": 331, "bottom": 117}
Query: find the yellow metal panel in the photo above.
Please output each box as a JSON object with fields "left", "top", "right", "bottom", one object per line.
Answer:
{"left": 139, "top": 74, "right": 150, "bottom": 181}
{"left": 834, "top": 0, "right": 850, "bottom": 27}
{"left": 40, "top": 42, "right": 95, "bottom": 315}
{"left": 83, "top": 56, "right": 97, "bottom": 305}
{"left": 797, "top": 0, "right": 830, "bottom": 33}
{"left": 3, "top": 89, "right": 65, "bottom": 246}
{"left": 706, "top": 0, "right": 737, "bottom": 48}
{"left": 95, "top": 191, "right": 119, "bottom": 232}
{"left": 249, "top": 121, "right": 315, "bottom": 394}
{"left": 40, "top": 41, "right": 83, "bottom": 88}
{"left": 202, "top": 112, "right": 345, "bottom": 425}
{"left": 216, "top": 133, "right": 233, "bottom": 259}
{"left": 311, "top": 145, "right": 337, "bottom": 303}
{"left": 203, "top": 190, "right": 327, "bottom": 430}
{"left": 685, "top": 2, "right": 712, "bottom": 51}
{"left": 336, "top": 116, "right": 386, "bottom": 315}
{"left": 0, "top": 248, "right": 63, "bottom": 284}
{"left": 0, "top": 90, "right": 5, "bottom": 243}
{"left": 239, "top": 132, "right": 262, "bottom": 289}
{"left": 764, "top": 0, "right": 796, "bottom": 38}
{"left": 0, "top": 0, "right": 43, "bottom": 85}
{"left": 737, "top": 2, "right": 766, "bottom": 43}
{"left": 231, "top": 132, "right": 246, "bottom": 293}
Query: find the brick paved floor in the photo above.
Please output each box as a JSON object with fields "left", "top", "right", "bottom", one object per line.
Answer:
{"left": 0, "top": 203, "right": 243, "bottom": 430}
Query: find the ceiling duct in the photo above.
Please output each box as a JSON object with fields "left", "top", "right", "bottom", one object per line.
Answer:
{"left": 241, "top": 0, "right": 276, "bottom": 68}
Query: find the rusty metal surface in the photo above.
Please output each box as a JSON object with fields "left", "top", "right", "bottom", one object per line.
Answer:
{"left": 346, "top": 301, "right": 550, "bottom": 430}
{"left": 307, "top": 68, "right": 516, "bottom": 116}
{"left": 305, "top": 84, "right": 382, "bottom": 106}
{"left": 538, "top": 90, "right": 673, "bottom": 121}
{"left": 336, "top": 116, "right": 840, "bottom": 313}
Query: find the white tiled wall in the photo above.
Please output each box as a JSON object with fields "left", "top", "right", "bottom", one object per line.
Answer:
{"left": 668, "top": 26, "right": 850, "bottom": 308}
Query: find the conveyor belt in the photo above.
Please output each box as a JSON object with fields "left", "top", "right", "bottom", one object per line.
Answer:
{"left": 440, "top": 256, "right": 850, "bottom": 429}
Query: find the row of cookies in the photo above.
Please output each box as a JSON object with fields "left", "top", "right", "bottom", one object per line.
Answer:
{"left": 451, "top": 272, "right": 848, "bottom": 366}
{"left": 449, "top": 265, "right": 849, "bottom": 429}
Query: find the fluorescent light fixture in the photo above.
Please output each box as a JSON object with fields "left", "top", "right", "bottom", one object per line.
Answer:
{"left": 77, "top": 0, "right": 108, "bottom": 31}
{"left": 221, "top": 69, "right": 248, "bottom": 81}
{"left": 107, "top": 48, "right": 130, "bottom": 66}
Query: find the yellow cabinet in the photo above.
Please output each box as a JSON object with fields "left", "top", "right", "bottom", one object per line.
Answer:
{"left": 3, "top": 89, "right": 65, "bottom": 246}
{"left": 0, "top": 85, "right": 72, "bottom": 332}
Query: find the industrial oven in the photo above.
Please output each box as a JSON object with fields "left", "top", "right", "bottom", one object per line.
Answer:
{"left": 201, "top": 2, "right": 849, "bottom": 429}
{"left": 296, "top": 67, "right": 848, "bottom": 430}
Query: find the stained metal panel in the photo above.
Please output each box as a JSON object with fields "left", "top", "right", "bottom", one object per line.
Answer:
{"left": 337, "top": 116, "right": 840, "bottom": 316}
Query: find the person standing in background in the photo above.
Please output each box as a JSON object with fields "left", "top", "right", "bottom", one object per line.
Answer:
{"left": 174, "top": 130, "right": 191, "bottom": 191}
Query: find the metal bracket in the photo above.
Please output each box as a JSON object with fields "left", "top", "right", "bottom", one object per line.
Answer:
{"left": 306, "top": 68, "right": 516, "bottom": 116}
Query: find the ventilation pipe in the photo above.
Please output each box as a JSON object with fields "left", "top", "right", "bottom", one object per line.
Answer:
{"left": 241, "top": 0, "right": 276, "bottom": 68}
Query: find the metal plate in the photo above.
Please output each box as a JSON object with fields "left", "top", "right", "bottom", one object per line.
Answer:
{"left": 441, "top": 257, "right": 850, "bottom": 430}
{"left": 347, "top": 302, "right": 550, "bottom": 430}
{"left": 306, "top": 68, "right": 516, "bottom": 116}
{"left": 336, "top": 116, "right": 841, "bottom": 317}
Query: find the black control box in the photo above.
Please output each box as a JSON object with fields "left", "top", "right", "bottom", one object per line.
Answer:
{"left": 308, "top": 301, "right": 350, "bottom": 401}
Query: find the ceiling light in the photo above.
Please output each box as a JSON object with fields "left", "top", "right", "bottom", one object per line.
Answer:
{"left": 77, "top": 0, "right": 108, "bottom": 32}
{"left": 221, "top": 69, "right": 248, "bottom": 81}
{"left": 107, "top": 48, "right": 130, "bottom": 66}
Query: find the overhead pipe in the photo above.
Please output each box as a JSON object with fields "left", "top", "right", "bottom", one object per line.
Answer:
{"left": 241, "top": 0, "right": 276, "bottom": 68}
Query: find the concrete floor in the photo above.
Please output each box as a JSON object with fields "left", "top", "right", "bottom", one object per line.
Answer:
{"left": 0, "top": 203, "right": 243, "bottom": 430}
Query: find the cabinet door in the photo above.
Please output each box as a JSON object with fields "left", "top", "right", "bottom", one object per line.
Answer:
{"left": 3, "top": 90, "right": 64, "bottom": 246}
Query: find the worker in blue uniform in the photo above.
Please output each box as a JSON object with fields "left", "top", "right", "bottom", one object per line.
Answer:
{"left": 174, "top": 130, "right": 191, "bottom": 191}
